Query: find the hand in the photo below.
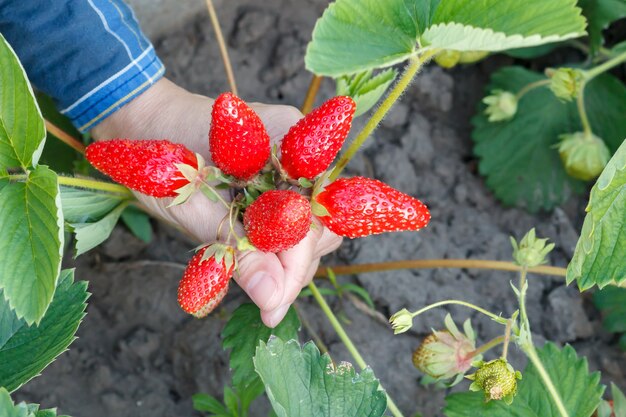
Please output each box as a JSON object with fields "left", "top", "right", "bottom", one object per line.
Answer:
{"left": 91, "top": 78, "right": 342, "bottom": 327}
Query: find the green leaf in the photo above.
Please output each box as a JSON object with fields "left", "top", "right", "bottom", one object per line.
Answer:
{"left": 0, "top": 390, "right": 70, "bottom": 417}
{"left": 505, "top": 43, "right": 560, "bottom": 59}
{"left": 0, "top": 34, "right": 46, "bottom": 169}
{"left": 193, "top": 393, "right": 229, "bottom": 414}
{"left": 444, "top": 343, "right": 604, "bottom": 417}
{"left": 306, "top": 0, "right": 585, "bottom": 76}
{"left": 71, "top": 202, "right": 129, "bottom": 257}
{"left": 60, "top": 186, "right": 127, "bottom": 224}
{"left": 612, "top": 383, "right": 626, "bottom": 417}
{"left": 120, "top": 206, "right": 153, "bottom": 243}
{"left": 336, "top": 69, "right": 398, "bottom": 117}
{"left": 0, "top": 270, "right": 88, "bottom": 392}
{"left": 222, "top": 304, "right": 300, "bottom": 403}
{"left": 422, "top": 0, "right": 587, "bottom": 51}
{"left": 305, "top": 0, "right": 426, "bottom": 76}
{"left": 578, "top": 0, "right": 626, "bottom": 54}
{"left": 254, "top": 337, "right": 387, "bottom": 417}
{"left": 0, "top": 166, "right": 64, "bottom": 324}
{"left": 0, "top": 388, "right": 29, "bottom": 417}
{"left": 0, "top": 289, "right": 24, "bottom": 349}
{"left": 567, "top": 140, "right": 626, "bottom": 289}
{"left": 472, "top": 66, "right": 626, "bottom": 211}
{"left": 593, "top": 285, "right": 626, "bottom": 336}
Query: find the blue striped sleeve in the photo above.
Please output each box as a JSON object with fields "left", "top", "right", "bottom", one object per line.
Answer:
{"left": 0, "top": 0, "right": 165, "bottom": 132}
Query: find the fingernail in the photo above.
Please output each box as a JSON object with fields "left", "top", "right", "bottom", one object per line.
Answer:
{"left": 247, "top": 272, "right": 278, "bottom": 307}
{"left": 266, "top": 304, "right": 290, "bottom": 328}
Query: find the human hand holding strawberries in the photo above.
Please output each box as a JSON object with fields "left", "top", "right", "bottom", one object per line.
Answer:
{"left": 91, "top": 78, "right": 342, "bottom": 327}
{"left": 89, "top": 78, "right": 430, "bottom": 328}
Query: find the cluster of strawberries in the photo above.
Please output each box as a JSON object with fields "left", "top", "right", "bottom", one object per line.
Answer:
{"left": 86, "top": 93, "right": 430, "bottom": 318}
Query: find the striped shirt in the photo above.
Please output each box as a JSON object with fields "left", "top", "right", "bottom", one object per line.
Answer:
{"left": 0, "top": 0, "right": 165, "bottom": 132}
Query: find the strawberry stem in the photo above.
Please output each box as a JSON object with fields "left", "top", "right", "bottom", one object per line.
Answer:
{"left": 315, "top": 259, "right": 566, "bottom": 278}
{"left": 408, "top": 300, "right": 506, "bottom": 324}
{"left": 205, "top": 0, "right": 238, "bottom": 95}
{"left": 470, "top": 335, "right": 505, "bottom": 358}
{"left": 45, "top": 119, "right": 86, "bottom": 154}
{"left": 329, "top": 50, "right": 437, "bottom": 182}
{"left": 308, "top": 281, "right": 406, "bottom": 417}
{"left": 301, "top": 75, "right": 323, "bottom": 115}
{"left": 9, "top": 173, "right": 133, "bottom": 196}
{"left": 515, "top": 266, "right": 570, "bottom": 417}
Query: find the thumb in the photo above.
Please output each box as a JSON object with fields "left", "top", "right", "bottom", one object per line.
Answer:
{"left": 234, "top": 250, "right": 286, "bottom": 313}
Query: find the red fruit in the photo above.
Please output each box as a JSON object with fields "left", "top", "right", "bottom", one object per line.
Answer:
{"left": 244, "top": 190, "right": 312, "bottom": 252}
{"left": 86, "top": 139, "right": 197, "bottom": 197}
{"left": 177, "top": 245, "right": 235, "bottom": 318}
{"left": 314, "top": 177, "right": 430, "bottom": 238}
{"left": 209, "top": 92, "right": 270, "bottom": 180}
{"left": 280, "top": 96, "right": 355, "bottom": 180}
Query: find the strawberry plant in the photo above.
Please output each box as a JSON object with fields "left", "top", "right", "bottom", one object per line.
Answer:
{"left": 1, "top": 0, "right": 626, "bottom": 416}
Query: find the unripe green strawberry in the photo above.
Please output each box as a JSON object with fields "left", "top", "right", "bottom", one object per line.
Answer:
{"left": 412, "top": 314, "right": 477, "bottom": 384}
{"left": 467, "top": 359, "right": 522, "bottom": 404}
{"left": 434, "top": 50, "right": 461, "bottom": 68}
{"left": 244, "top": 190, "right": 312, "bottom": 252}
{"left": 558, "top": 132, "right": 610, "bottom": 181}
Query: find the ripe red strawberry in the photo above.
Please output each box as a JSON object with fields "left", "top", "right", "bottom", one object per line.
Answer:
{"left": 177, "top": 245, "right": 235, "bottom": 318}
{"left": 210, "top": 92, "right": 270, "bottom": 180}
{"left": 86, "top": 139, "right": 197, "bottom": 197}
{"left": 280, "top": 96, "right": 355, "bottom": 180}
{"left": 314, "top": 177, "right": 430, "bottom": 238}
{"left": 244, "top": 190, "right": 312, "bottom": 252}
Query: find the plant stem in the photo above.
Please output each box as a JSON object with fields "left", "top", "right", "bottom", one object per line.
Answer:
{"left": 515, "top": 79, "right": 551, "bottom": 100}
{"left": 576, "top": 86, "right": 593, "bottom": 137}
{"left": 45, "top": 119, "right": 86, "bottom": 154}
{"left": 308, "top": 281, "right": 405, "bottom": 417}
{"left": 329, "top": 51, "right": 436, "bottom": 181}
{"left": 585, "top": 50, "right": 626, "bottom": 80}
{"left": 523, "top": 345, "right": 570, "bottom": 417}
{"left": 205, "top": 0, "right": 238, "bottom": 95}
{"left": 410, "top": 300, "right": 506, "bottom": 324}
{"left": 301, "top": 75, "right": 323, "bottom": 115}
{"left": 515, "top": 266, "right": 570, "bottom": 417}
{"left": 471, "top": 336, "right": 505, "bottom": 357}
{"left": 10, "top": 173, "right": 133, "bottom": 196}
{"left": 501, "top": 319, "right": 512, "bottom": 360}
{"left": 315, "top": 259, "right": 566, "bottom": 278}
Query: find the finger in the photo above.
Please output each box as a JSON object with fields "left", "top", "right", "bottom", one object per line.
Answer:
{"left": 234, "top": 250, "right": 286, "bottom": 312}
{"left": 259, "top": 225, "right": 323, "bottom": 327}
{"left": 251, "top": 103, "right": 303, "bottom": 144}
{"left": 312, "top": 219, "right": 343, "bottom": 259}
{"left": 261, "top": 257, "right": 321, "bottom": 328}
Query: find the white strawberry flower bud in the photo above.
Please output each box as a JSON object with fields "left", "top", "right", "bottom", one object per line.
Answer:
{"left": 546, "top": 67, "right": 584, "bottom": 102}
{"left": 510, "top": 228, "right": 555, "bottom": 268}
{"left": 389, "top": 308, "right": 414, "bottom": 334}
{"left": 483, "top": 90, "right": 518, "bottom": 122}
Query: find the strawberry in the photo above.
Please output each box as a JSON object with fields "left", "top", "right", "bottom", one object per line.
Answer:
{"left": 86, "top": 139, "right": 197, "bottom": 198}
{"left": 244, "top": 190, "right": 312, "bottom": 252}
{"left": 314, "top": 177, "right": 430, "bottom": 238}
{"left": 209, "top": 92, "right": 270, "bottom": 180}
{"left": 177, "top": 244, "right": 235, "bottom": 318}
{"left": 280, "top": 96, "right": 355, "bottom": 180}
